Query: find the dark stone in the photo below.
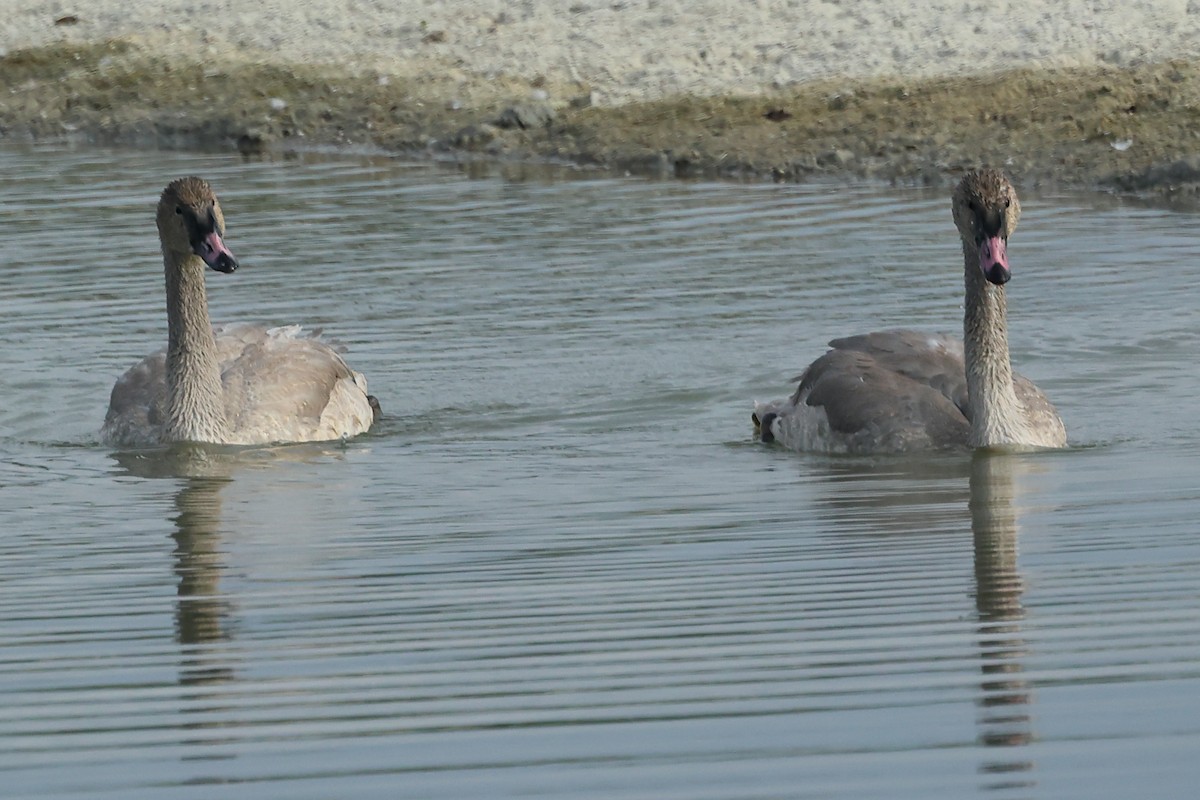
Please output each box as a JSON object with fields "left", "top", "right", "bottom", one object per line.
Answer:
{"left": 494, "top": 101, "right": 556, "bottom": 130}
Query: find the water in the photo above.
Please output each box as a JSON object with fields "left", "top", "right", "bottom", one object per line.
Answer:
{"left": 2, "top": 143, "right": 1200, "bottom": 799}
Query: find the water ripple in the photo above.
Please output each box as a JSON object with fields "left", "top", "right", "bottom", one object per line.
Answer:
{"left": 3, "top": 144, "right": 1200, "bottom": 798}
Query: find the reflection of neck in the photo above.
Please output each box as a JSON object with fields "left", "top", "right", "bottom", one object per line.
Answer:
{"left": 963, "top": 242, "right": 1025, "bottom": 448}
{"left": 970, "top": 453, "right": 1035, "bottom": 775}
{"left": 970, "top": 453, "right": 1022, "bottom": 620}
{"left": 164, "top": 249, "right": 227, "bottom": 443}
{"left": 173, "top": 476, "right": 228, "bottom": 646}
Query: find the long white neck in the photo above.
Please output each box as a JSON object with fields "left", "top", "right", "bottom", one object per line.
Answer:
{"left": 962, "top": 240, "right": 1027, "bottom": 448}
{"left": 163, "top": 248, "right": 228, "bottom": 443}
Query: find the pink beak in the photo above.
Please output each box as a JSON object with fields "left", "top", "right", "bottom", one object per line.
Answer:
{"left": 197, "top": 231, "right": 238, "bottom": 273}
{"left": 979, "top": 235, "right": 1010, "bottom": 285}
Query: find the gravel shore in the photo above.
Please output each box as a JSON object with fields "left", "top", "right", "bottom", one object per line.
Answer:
{"left": 5, "top": 1, "right": 1200, "bottom": 196}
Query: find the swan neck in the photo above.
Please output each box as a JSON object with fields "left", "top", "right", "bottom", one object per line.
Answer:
{"left": 164, "top": 250, "right": 227, "bottom": 442}
{"left": 963, "top": 241, "right": 1024, "bottom": 447}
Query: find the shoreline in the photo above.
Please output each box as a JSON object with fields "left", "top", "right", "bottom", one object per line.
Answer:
{"left": 3, "top": 39, "right": 1200, "bottom": 201}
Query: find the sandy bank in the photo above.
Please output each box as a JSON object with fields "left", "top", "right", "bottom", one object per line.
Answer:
{"left": 5, "top": 2, "right": 1200, "bottom": 197}
{"left": 9, "top": 1, "right": 1200, "bottom": 105}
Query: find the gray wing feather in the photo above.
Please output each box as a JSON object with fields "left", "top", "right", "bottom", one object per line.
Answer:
{"left": 795, "top": 346, "right": 971, "bottom": 450}
{"left": 822, "top": 329, "right": 970, "bottom": 418}
{"left": 102, "top": 350, "right": 168, "bottom": 445}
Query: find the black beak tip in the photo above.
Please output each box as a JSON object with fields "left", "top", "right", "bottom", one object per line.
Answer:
{"left": 210, "top": 256, "right": 238, "bottom": 274}
{"left": 985, "top": 265, "right": 1011, "bottom": 285}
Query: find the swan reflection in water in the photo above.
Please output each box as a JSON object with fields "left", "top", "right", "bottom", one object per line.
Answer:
{"left": 111, "top": 445, "right": 240, "bottom": 756}
{"left": 970, "top": 451, "right": 1036, "bottom": 788}
{"left": 111, "top": 443, "right": 355, "bottom": 755}
{"left": 114, "top": 447, "right": 236, "bottom": 663}
{"left": 805, "top": 449, "right": 1042, "bottom": 790}
{"left": 112, "top": 452, "right": 245, "bottom": 748}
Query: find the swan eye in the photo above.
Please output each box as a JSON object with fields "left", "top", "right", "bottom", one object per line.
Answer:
{"left": 1004, "top": 197, "right": 1011, "bottom": 209}
{"left": 175, "top": 206, "right": 183, "bottom": 215}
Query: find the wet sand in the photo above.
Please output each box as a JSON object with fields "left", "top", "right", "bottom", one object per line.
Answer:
{"left": 4, "top": 3, "right": 1200, "bottom": 198}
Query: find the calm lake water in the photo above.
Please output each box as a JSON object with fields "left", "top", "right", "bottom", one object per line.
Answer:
{"left": 3, "top": 142, "right": 1200, "bottom": 799}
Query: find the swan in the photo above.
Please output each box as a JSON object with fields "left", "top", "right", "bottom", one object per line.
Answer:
{"left": 102, "top": 177, "right": 379, "bottom": 447}
{"left": 752, "top": 168, "right": 1066, "bottom": 453}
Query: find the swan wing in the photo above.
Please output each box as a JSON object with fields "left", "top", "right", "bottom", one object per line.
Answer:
{"left": 819, "top": 329, "right": 970, "bottom": 418}
{"left": 101, "top": 350, "right": 168, "bottom": 446}
{"left": 215, "top": 324, "right": 375, "bottom": 444}
{"left": 793, "top": 345, "right": 970, "bottom": 451}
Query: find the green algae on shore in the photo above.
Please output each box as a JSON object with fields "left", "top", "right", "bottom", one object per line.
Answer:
{"left": 4, "top": 40, "right": 1200, "bottom": 197}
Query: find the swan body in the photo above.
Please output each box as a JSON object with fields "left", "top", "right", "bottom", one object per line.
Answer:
{"left": 102, "top": 177, "right": 378, "bottom": 447}
{"left": 753, "top": 169, "right": 1065, "bottom": 454}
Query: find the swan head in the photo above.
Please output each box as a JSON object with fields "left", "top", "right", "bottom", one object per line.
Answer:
{"left": 752, "top": 410, "right": 778, "bottom": 443}
{"left": 952, "top": 169, "right": 1020, "bottom": 286}
{"left": 157, "top": 177, "right": 238, "bottom": 274}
